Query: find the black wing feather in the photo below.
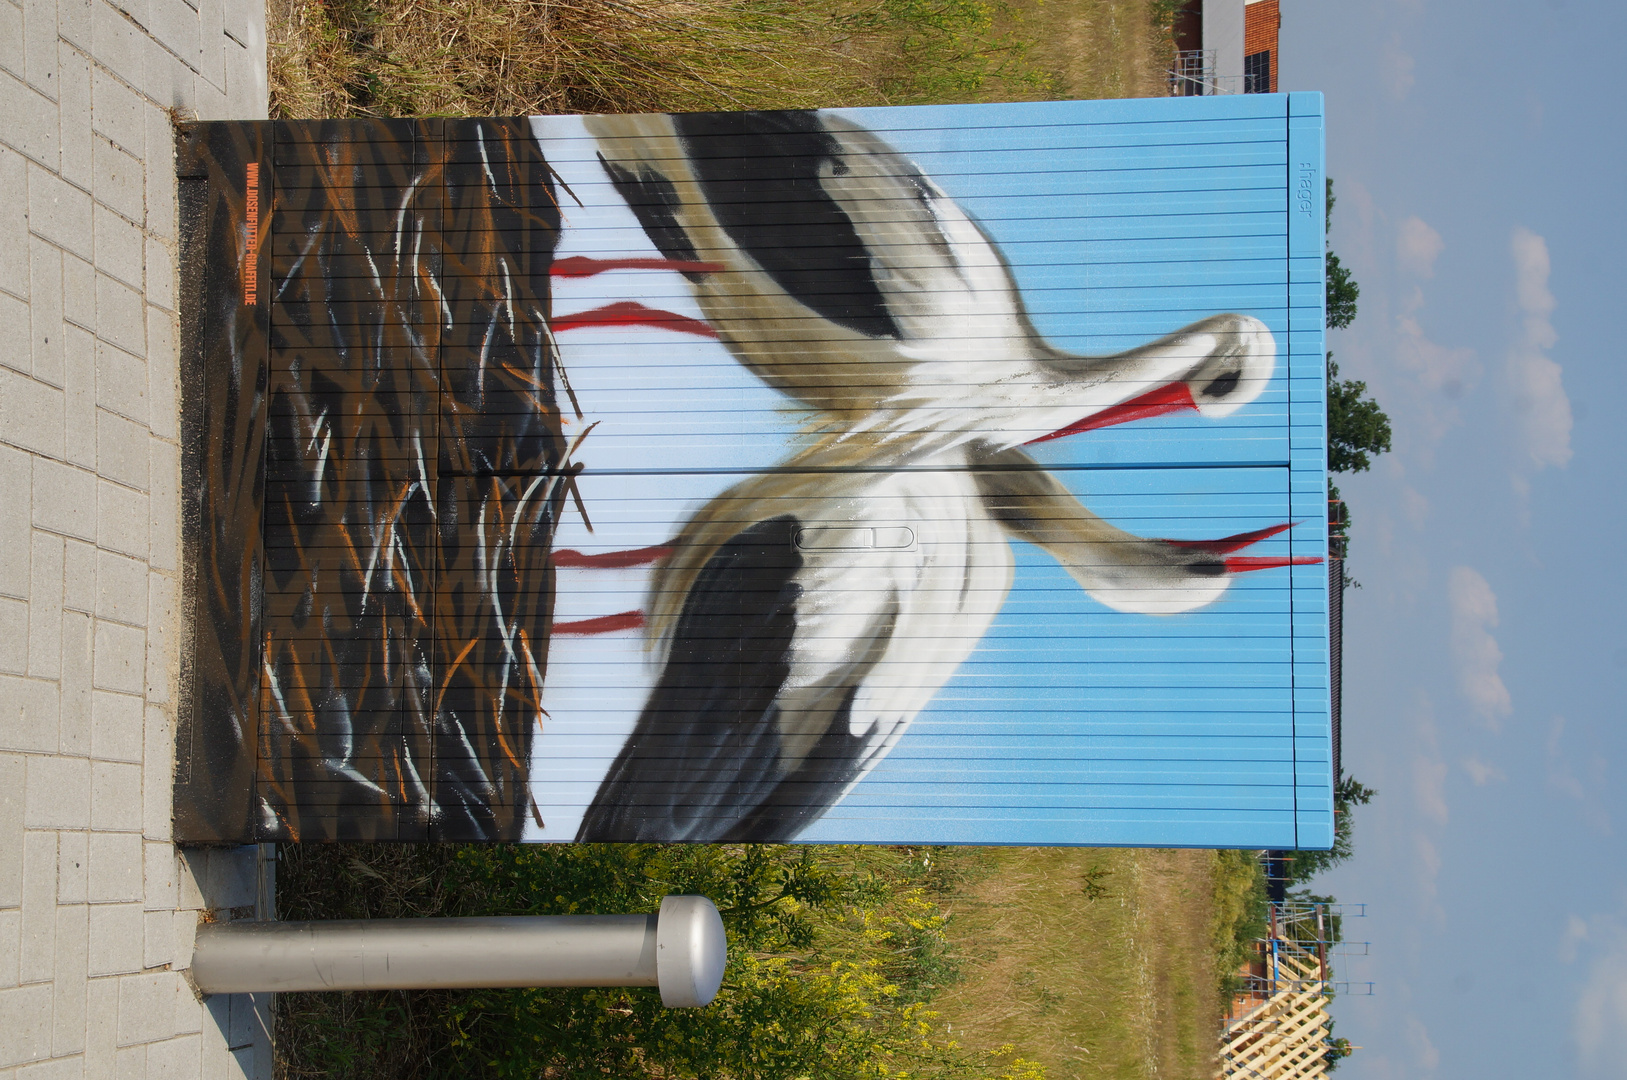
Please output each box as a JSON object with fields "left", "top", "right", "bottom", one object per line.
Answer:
{"left": 578, "top": 515, "right": 808, "bottom": 841}
{"left": 673, "top": 111, "right": 901, "bottom": 340}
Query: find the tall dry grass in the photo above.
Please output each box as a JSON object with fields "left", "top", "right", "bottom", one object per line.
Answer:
{"left": 1013, "top": 0, "right": 1180, "bottom": 100}
{"left": 267, "top": 0, "right": 1174, "bottom": 119}
{"left": 269, "top": 0, "right": 858, "bottom": 117}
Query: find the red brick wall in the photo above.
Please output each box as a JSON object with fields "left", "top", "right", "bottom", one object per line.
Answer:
{"left": 1245, "top": 0, "right": 1280, "bottom": 93}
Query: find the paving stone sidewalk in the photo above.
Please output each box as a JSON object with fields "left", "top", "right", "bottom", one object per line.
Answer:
{"left": 0, "top": 0, "right": 272, "bottom": 1074}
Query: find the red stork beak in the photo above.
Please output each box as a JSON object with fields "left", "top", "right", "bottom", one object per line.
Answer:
{"left": 1026, "top": 382, "right": 1198, "bottom": 445}
{"left": 1163, "top": 523, "right": 1323, "bottom": 573}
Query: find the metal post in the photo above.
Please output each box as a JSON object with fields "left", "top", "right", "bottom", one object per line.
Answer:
{"left": 190, "top": 895, "right": 727, "bottom": 1008}
{"left": 1315, "top": 905, "right": 1328, "bottom": 983}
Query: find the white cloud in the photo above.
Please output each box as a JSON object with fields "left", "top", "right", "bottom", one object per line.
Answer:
{"left": 1461, "top": 756, "right": 1505, "bottom": 786}
{"left": 1397, "top": 216, "right": 1444, "bottom": 277}
{"left": 1391, "top": 289, "right": 1479, "bottom": 452}
{"left": 1447, "top": 567, "right": 1512, "bottom": 724}
{"left": 1514, "top": 226, "right": 1555, "bottom": 316}
{"left": 1568, "top": 916, "right": 1627, "bottom": 1078}
{"left": 1404, "top": 1014, "right": 1439, "bottom": 1074}
{"left": 1546, "top": 715, "right": 1613, "bottom": 834}
{"left": 1382, "top": 35, "right": 1417, "bottom": 101}
{"left": 1392, "top": 289, "right": 1483, "bottom": 452}
{"left": 1560, "top": 914, "right": 1589, "bottom": 964}
{"left": 1412, "top": 756, "right": 1448, "bottom": 824}
{"left": 1413, "top": 831, "right": 1441, "bottom": 905}
{"left": 1574, "top": 962, "right": 1627, "bottom": 1078}
{"left": 1373, "top": 287, "right": 1477, "bottom": 461}
{"left": 1397, "top": 290, "right": 1478, "bottom": 397}
{"left": 1508, "top": 227, "right": 1573, "bottom": 470}
{"left": 1401, "top": 695, "right": 1448, "bottom": 917}
{"left": 1402, "top": 485, "right": 1430, "bottom": 528}
{"left": 1547, "top": 716, "right": 1587, "bottom": 801}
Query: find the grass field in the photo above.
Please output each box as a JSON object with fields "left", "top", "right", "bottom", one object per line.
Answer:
{"left": 929, "top": 848, "right": 1224, "bottom": 1080}
{"left": 272, "top": 844, "right": 1250, "bottom": 1080}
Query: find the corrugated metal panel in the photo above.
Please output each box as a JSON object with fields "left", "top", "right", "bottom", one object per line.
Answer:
{"left": 177, "top": 95, "right": 1330, "bottom": 848}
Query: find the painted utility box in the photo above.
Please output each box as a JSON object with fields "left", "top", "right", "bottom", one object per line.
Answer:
{"left": 174, "top": 94, "right": 1331, "bottom": 848}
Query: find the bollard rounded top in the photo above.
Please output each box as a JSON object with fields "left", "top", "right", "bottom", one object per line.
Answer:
{"left": 655, "top": 895, "right": 728, "bottom": 1007}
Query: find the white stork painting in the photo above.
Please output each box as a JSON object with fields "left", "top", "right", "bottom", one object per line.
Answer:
{"left": 174, "top": 96, "right": 1327, "bottom": 849}
{"left": 524, "top": 105, "right": 1324, "bottom": 845}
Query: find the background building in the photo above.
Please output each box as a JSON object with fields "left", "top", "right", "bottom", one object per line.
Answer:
{"left": 1173, "top": 0, "right": 1282, "bottom": 96}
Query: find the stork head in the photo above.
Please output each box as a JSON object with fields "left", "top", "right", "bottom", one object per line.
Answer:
{"left": 1028, "top": 314, "right": 1276, "bottom": 445}
{"left": 972, "top": 450, "right": 1321, "bottom": 617}
{"left": 1060, "top": 523, "right": 1320, "bottom": 615}
{"left": 1179, "top": 314, "right": 1276, "bottom": 418}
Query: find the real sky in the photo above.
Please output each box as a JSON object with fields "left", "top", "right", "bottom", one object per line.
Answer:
{"left": 1279, "top": 1, "right": 1627, "bottom": 1076}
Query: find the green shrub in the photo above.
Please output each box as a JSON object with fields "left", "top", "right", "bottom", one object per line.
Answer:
{"left": 1209, "top": 850, "right": 1268, "bottom": 999}
{"left": 275, "top": 843, "right": 1042, "bottom": 1080}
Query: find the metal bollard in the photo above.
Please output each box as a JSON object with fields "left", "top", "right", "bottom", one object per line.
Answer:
{"left": 190, "top": 894, "right": 727, "bottom": 1007}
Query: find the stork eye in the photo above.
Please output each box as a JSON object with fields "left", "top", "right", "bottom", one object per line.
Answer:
{"left": 1202, "top": 369, "right": 1240, "bottom": 398}
{"left": 1191, "top": 560, "right": 1227, "bottom": 577}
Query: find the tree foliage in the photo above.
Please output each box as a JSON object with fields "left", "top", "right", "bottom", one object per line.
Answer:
{"left": 1327, "top": 355, "right": 1392, "bottom": 474}
{"left": 1325, "top": 1034, "right": 1356, "bottom": 1072}
{"left": 1325, "top": 253, "right": 1360, "bottom": 331}
{"left": 1323, "top": 179, "right": 1389, "bottom": 563}
{"left": 1324, "top": 178, "right": 1360, "bottom": 331}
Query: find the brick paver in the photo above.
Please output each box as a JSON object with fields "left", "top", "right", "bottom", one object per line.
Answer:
{"left": 0, "top": 0, "right": 271, "bottom": 1073}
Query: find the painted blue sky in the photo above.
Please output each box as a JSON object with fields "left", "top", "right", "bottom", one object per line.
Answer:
{"left": 1280, "top": 2, "right": 1627, "bottom": 1077}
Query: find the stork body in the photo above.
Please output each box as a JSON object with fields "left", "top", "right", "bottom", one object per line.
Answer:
{"left": 583, "top": 449, "right": 1012, "bottom": 841}
{"left": 583, "top": 111, "right": 1275, "bottom": 452}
